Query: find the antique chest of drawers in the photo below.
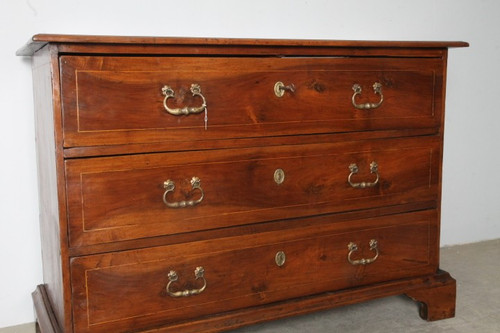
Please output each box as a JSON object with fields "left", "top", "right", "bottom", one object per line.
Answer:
{"left": 18, "top": 35, "right": 467, "bottom": 332}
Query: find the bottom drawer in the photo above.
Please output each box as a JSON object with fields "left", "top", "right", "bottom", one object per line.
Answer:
{"left": 70, "top": 210, "right": 438, "bottom": 332}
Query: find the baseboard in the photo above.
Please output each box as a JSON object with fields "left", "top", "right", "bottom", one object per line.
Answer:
{"left": 0, "top": 323, "right": 36, "bottom": 333}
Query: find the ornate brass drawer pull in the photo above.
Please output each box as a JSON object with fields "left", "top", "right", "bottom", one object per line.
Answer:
{"left": 274, "top": 81, "right": 296, "bottom": 97}
{"left": 347, "top": 239, "right": 379, "bottom": 265}
{"left": 163, "top": 177, "right": 204, "bottom": 208}
{"left": 348, "top": 161, "right": 379, "bottom": 188}
{"left": 352, "top": 82, "right": 384, "bottom": 109}
{"left": 167, "top": 266, "right": 207, "bottom": 297}
{"left": 161, "top": 83, "right": 207, "bottom": 116}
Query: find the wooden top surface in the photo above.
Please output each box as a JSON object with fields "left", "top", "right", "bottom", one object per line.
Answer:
{"left": 17, "top": 34, "right": 469, "bottom": 56}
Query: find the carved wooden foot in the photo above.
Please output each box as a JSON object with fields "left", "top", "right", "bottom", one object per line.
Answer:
{"left": 406, "top": 270, "right": 456, "bottom": 321}
{"left": 33, "top": 285, "right": 61, "bottom": 333}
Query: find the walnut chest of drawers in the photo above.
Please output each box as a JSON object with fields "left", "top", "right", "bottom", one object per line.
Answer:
{"left": 18, "top": 35, "right": 468, "bottom": 333}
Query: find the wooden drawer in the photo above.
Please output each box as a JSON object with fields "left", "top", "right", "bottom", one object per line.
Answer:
{"left": 70, "top": 210, "right": 437, "bottom": 332}
{"left": 60, "top": 56, "right": 443, "bottom": 148}
{"left": 66, "top": 137, "right": 440, "bottom": 247}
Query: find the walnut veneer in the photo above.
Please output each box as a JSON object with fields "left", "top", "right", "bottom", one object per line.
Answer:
{"left": 18, "top": 35, "right": 468, "bottom": 333}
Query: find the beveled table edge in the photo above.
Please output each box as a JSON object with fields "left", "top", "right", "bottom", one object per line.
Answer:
{"left": 17, "top": 34, "right": 469, "bottom": 56}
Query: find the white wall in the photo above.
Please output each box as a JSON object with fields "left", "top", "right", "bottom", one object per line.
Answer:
{"left": 0, "top": 0, "right": 498, "bottom": 328}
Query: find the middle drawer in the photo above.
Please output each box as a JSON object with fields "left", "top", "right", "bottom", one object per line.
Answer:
{"left": 66, "top": 137, "right": 440, "bottom": 247}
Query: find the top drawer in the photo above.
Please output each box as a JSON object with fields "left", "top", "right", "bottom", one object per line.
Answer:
{"left": 60, "top": 56, "right": 444, "bottom": 148}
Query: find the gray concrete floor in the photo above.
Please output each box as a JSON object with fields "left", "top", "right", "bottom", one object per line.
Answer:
{"left": 1, "top": 239, "right": 498, "bottom": 333}
{"left": 232, "top": 239, "right": 500, "bottom": 333}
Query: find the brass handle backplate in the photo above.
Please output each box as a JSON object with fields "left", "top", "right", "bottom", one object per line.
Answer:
{"left": 352, "top": 82, "right": 384, "bottom": 109}
{"left": 163, "top": 177, "right": 204, "bottom": 208}
{"left": 348, "top": 161, "right": 379, "bottom": 188}
{"left": 167, "top": 266, "right": 207, "bottom": 297}
{"left": 162, "top": 83, "right": 207, "bottom": 116}
{"left": 347, "top": 239, "right": 379, "bottom": 265}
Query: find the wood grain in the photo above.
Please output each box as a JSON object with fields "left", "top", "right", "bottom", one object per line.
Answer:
{"left": 70, "top": 210, "right": 437, "bottom": 332}
{"left": 17, "top": 34, "right": 469, "bottom": 56}
{"left": 31, "top": 45, "right": 72, "bottom": 332}
{"left": 60, "top": 56, "right": 443, "bottom": 148}
{"left": 21, "top": 35, "right": 466, "bottom": 332}
{"left": 65, "top": 136, "right": 440, "bottom": 247}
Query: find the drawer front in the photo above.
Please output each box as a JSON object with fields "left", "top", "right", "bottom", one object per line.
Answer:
{"left": 60, "top": 56, "right": 443, "bottom": 147}
{"left": 70, "top": 210, "right": 437, "bottom": 333}
{"left": 66, "top": 137, "right": 440, "bottom": 246}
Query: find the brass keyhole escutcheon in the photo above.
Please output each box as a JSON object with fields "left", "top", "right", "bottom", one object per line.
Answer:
{"left": 274, "top": 168, "right": 285, "bottom": 185}
{"left": 274, "top": 81, "right": 295, "bottom": 97}
{"left": 275, "top": 251, "right": 286, "bottom": 267}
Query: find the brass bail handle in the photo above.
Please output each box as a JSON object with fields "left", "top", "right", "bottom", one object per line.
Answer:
{"left": 352, "top": 82, "right": 384, "bottom": 109}
{"left": 348, "top": 161, "right": 379, "bottom": 189}
{"left": 167, "top": 266, "right": 207, "bottom": 297}
{"left": 162, "top": 83, "right": 207, "bottom": 115}
{"left": 163, "top": 177, "right": 205, "bottom": 208}
{"left": 347, "top": 239, "right": 379, "bottom": 265}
